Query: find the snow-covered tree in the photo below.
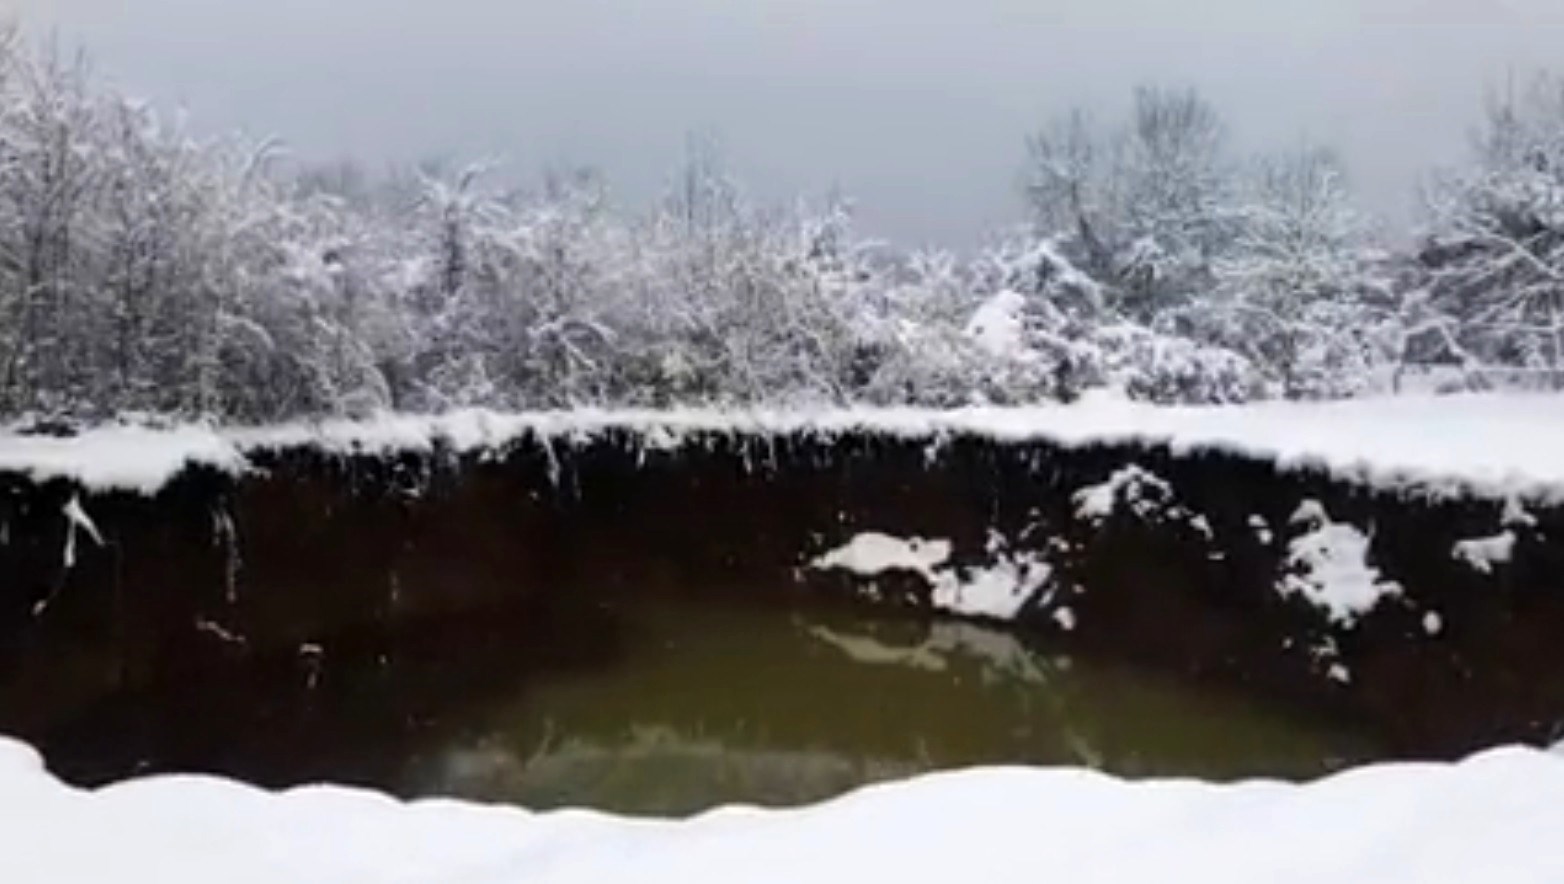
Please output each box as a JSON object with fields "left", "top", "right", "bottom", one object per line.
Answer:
{"left": 1025, "top": 87, "right": 1235, "bottom": 323}
{"left": 962, "top": 233, "right": 1266, "bottom": 404}
{"left": 0, "top": 42, "right": 104, "bottom": 415}
{"left": 1417, "top": 74, "right": 1564, "bottom": 387}
{"left": 1021, "top": 88, "right": 1402, "bottom": 401}
{"left": 1202, "top": 145, "right": 1398, "bottom": 398}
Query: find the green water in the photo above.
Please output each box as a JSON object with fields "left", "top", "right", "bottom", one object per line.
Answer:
{"left": 395, "top": 601, "right": 1374, "bottom": 814}
{"left": 18, "top": 595, "right": 1375, "bottom": 816}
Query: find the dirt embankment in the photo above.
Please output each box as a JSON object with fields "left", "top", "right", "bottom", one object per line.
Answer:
{"left": 2, "top": 430, "right": 1562, "bottom": 759}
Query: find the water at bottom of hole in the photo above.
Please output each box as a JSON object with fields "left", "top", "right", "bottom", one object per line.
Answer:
{"left": 21, "top": 594, "right": 1379, "bottom": 817}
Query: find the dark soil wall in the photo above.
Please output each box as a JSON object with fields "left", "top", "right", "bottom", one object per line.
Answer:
{"left": 2, "top": 429, "right": 1563, "bottom": 761}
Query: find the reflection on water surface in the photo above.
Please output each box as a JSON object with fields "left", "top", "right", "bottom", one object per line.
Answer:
{"left": 13, "top": 596, "right": 1376, "bottom": 815}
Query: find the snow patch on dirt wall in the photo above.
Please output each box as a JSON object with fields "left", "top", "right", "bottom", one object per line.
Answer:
{"left": 1278, "top": 501, "right": 1402, "bottom": 626}
{"left": 1453, "top": 533, "right": 1518, "bottom": 575}
{"left": 809, "top": 534, "right": 953, "bottom": 586}
{"left": 1071, "top": 464, "right": 1215, "bottom": 543}
{"left": 1074, "top": 465, "right": 1174, "bottom": 523}
{"left": 1451, "top": 496, "right": 1536, "bottom": 575}
{"left": 810, "top": 531, "right": 1055, "bottom": 622}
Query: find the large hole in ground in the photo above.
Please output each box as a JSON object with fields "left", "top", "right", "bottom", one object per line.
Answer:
{"left": 2, "top": 429, "right": 1562, "bottom": 814}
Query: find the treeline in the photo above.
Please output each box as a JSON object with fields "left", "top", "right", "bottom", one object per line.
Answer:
{"left": 0, "top": 27, "right": 1561, "bottom": 424}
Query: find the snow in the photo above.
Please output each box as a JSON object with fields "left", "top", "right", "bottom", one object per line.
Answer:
{"left": 0, "top": 424, "right": 245, "bottom": 495}
{"left": 811, "top": 532, "right": 1054, "bottom": 622}
{"left": 809, "top": 533, "right": 953, "bottom": 584}
{"left": 1250, "top": 514, "right": 1276, "bottom": 544}
{"left": 1073, "top": 464, "right": 1174, "bottom": 522}
{"left": 1072, "top": 463, "right": 1217, "bottom": 543}
{"left": 931, "top": 551, "right": 1053, "bottom": 621}
{"left": 1053, "top": 606, "right": 1078, "bottom": 631}
{"left": 1451, "top": 495, "right": 1531, "bottom": 574}
{"left": 1188, "top": 513, "right": 1214, "bottom": 539}
{"left": 1034, "top": 238, "right": 1105, "bottom": 299}
{"left": 1278, "top": 501, "right": 1402, "bottom": 626}
{"left": 965, "top": 290, "right": 1032, "bottom": 359}
{"left": 3, "top": 736, "right": 1564, "bottom": 883}
{"left": 1423, "top": 612, "right": 1444, "bottom": 636}
{"left": 1452, "top": 532, "right": 1518, "bottom": 575}
{"left": 6, "top": 394, "right": 1564, "bottom": 499}
{"left": 1503, "top": 496, "right": 1539, "bottom": 528}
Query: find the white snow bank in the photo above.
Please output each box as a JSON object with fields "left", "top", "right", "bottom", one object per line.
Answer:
{"left": 2, "top": 736, "right": 1564, "bottom": 883}
{"left": 7, "top": 392, "right": 1564, "bottom": 497}
{"left": 1279, "top": 501, "right": 1402, "bottom": 626}
{"left": 0, "top": 425, "right": 244, "bottom": 494}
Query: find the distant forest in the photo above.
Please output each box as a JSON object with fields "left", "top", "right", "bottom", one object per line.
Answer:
{"left": 2, "top": 24, "right": 1562, "bottom": 424}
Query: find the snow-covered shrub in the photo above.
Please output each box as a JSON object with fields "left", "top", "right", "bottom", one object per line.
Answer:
{"left": 1091, "top": 323, "right": 1263, "bottom": 404}
{"left": 1413, "top": 74, "right": 1564, "bottom": 386}
{"left": 1022, "top": 88, "right": 1235, "bottom": 324}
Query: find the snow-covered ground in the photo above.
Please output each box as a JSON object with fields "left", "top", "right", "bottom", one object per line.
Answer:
{"left": 3, "top": 392, "right": 1564, "bottom": 497}
{"left": 1, "top": 735, "right": 1563, "bottom": 883}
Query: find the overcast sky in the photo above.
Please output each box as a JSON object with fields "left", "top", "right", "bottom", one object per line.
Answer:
{"left": 14, "top": 0, "right": 1564, "bottom": 246}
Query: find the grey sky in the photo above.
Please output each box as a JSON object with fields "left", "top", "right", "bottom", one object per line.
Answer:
{"left": 14, "top": 0, "right": 1564, "bottom": 246}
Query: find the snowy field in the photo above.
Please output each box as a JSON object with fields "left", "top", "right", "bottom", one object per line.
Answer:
{"left": 3, "top": 392, "right": 1564, "bottom": 497}
{"left": 0, "top": 735, "right": 1562, "bottom": 883}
